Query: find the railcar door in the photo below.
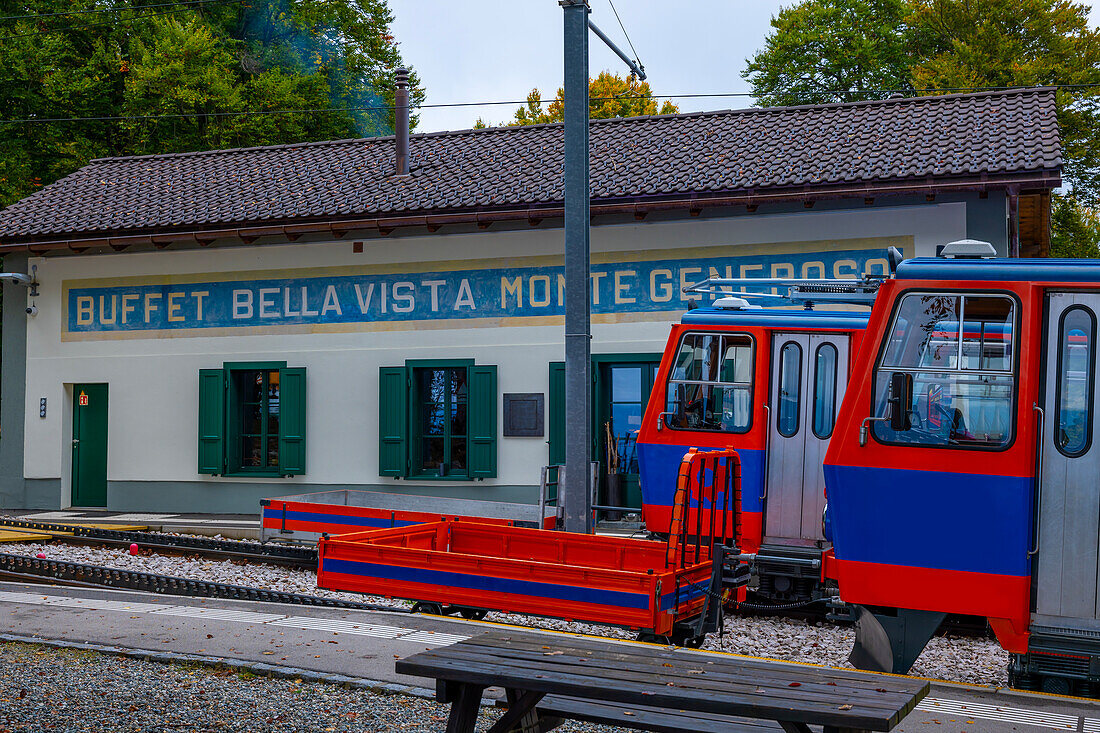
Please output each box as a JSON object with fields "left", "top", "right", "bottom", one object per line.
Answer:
{"left": 765, "top": 333, "right": 849, "bottom": 544}
{"left": 1036, "top": 293, "right": 1100, "bottom": 628}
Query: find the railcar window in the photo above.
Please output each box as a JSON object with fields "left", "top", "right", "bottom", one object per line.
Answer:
{"left": 813, "top": 343, "right": 838, "bottom": 439}
{"left": 777, "top": 342, "right": 802, "bottom": 437}
{"left": 873, "top": 293, "right": 1016, "bottom": 449}
{"left": 1055, "top": 306, "right": 1095, "bottom": 457}
{"left": 664, "top": 333, "right": 753, "bottom": 433}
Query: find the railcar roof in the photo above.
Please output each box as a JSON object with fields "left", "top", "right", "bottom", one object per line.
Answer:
{"left": 896, "top": 257, "right": 1100, "bottom": 282}
{"left": 680, "top": 307, "right": 870, "bottom": 330}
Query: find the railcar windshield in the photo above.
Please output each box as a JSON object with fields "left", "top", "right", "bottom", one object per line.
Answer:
{"left": 873, "top": 293, "right": 1016, "bottom": 448}
{"left": 664, "top": 333, "right": 753, "bottom": 433}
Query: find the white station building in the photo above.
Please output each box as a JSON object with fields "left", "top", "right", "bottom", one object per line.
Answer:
{"left": 0, "top": 88, "right": 1060, "bottom": 514}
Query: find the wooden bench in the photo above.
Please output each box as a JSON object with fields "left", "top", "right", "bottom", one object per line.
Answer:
{"left": 395, "top": 630, "right": 929, "bottom": 733}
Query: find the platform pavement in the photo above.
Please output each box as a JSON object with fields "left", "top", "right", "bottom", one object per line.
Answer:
{"left": 0, "top": 581, "right": 1095, "bottom": 732}
{"left": 2, "top": 509, "right": 264, "bottom": 539}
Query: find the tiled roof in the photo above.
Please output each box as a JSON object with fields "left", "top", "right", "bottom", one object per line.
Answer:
{"left": 0, "top": 87, "right": 1061, "bottom": 242}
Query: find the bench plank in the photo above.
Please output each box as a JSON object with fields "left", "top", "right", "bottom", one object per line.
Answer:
{"left": 537, "top": 694, "right": 786, "bottom": 732}
{"left": 415, "top": 644, "right": 912, "bottom": 713}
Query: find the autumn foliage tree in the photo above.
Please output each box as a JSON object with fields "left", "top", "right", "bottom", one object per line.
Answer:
{"left": 494, "top": 71, "right": 678, "bottom": 128}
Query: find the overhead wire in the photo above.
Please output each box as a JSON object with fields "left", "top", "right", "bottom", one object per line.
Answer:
{"left": 606, "top": 0, "right": 642, "bottom": 71}
{"left": 0, "top": 83, "right": 1096, "bottom": 125}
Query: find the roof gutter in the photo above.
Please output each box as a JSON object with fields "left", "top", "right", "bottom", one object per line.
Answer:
{"left": 0, "top": 171, "right": 1061, "bottom": 254}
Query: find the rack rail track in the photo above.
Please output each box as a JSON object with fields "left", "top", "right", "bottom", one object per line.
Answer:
{"left": 0, "top": 519, "right": 317, "bottom": 568}
{"left": 0, "top": 552, "right": 410, "bottom": 613}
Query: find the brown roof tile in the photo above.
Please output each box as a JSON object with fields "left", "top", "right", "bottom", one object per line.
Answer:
{"left": 0, "top": 87, "right": 1061, "bottom": 241}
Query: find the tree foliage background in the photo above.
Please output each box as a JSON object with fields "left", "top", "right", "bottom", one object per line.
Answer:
{"left": 475, "top": 71, "right": 678, "bottom": 128}
{"left": 0, "top": 0, "right": 422, "bottom": 208}
{"left": 743, "top": 0, "right": 1100, "bottom": 253}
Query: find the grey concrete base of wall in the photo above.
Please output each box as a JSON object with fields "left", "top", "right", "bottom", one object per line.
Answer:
{"left": 23, "top": 479, "right": 63, "bottom": 510}
{"left": 105, "top": 480, "right": 540, "bottom": 514}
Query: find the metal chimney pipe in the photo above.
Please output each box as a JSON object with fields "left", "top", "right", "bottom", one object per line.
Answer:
{"left": 394, "top": 68, "right": 410, "bottom": 176}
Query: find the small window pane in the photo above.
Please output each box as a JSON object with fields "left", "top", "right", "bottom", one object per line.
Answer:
{"left": 450, "top": 439, "right": 467, "bottom": 471}
{"left": 777, "top": 342, "right": 802, "bottom": 437}
{"left": 872, "top": 370, "right": 1014, "bottom": 447}
{"left": 451, "top": 402, "right": 467, "bottom": 437}
{"left": 267, "top": 437, "right": 279, "bottom": 467}
{"left": 421, "top": 437, "right": 445, "bottom": 470}
{"left": 612, "top": 402, "right": 643, "bottom": 438}
{"left": 961, "top": 298, "right": 1014, "bottom": 372}
{"left": 813, "top": 343, "right": 838, "bottom": 438}
{"left": 422, "top": 401, "right": 444, "bottom": 435}
{"left": 240, "top": 436, "right": 262, "bottom": 467}
{"left": 1057, "top": 307, "right": 1095, "bottom": 457}
{"left": 242, "top": 404, "right": 262, "bottom": 434}
{"left": 611, "top": 367, "right": 642, "bottom": 403}
{"left": 883, "top": 295, "right": 961, "bottom": 369}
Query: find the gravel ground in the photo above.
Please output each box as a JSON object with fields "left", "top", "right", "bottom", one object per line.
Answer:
{"left": 0, "top": 641, "right": 628, "bottom": 732}
{"left": 0, "top": 540, "right": 1009, "bottom": 687}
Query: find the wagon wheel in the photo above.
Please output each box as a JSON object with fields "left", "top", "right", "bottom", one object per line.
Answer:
{"left": 636, "top": 631, "right": 673, "bottom": 645}
{"left": 458, "top": 608, "right": 488, "bottom": 621}
{"left": 411, "top": 602, "right": 444, "bottom": 616}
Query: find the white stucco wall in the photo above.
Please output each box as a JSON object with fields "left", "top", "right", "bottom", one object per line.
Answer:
{"left": 19, "top": 202, "right": 966, "bottom": 506}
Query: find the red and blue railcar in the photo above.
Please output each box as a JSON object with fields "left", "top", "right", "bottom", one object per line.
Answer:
{"left": 824, "top": 240, "right": 1100, "bottom": 694}
{"left": 636, "top": 295, "right": 869, "bottom": 601}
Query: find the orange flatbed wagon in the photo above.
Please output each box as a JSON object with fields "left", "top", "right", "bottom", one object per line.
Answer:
{"left": 317, "top": 449, "right": 749, "bottom": 643}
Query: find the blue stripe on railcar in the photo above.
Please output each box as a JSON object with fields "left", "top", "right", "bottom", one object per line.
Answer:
{"left": 321, "top": 559, "right": 653, "bottom": 610}
{"left": 660, "top": 579, "right": 710, "bottom": 610}
{"left": 824, "top": 464, "right": 1033, "bottom": 577}
{"left": 262, "top": 510, "right": 421, "bottom": 529}
{"left": 639, "top": 442, "right": 764, "bottom": 514}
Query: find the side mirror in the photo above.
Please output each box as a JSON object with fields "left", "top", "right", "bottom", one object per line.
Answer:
{"left": 888, "top": 372, "right": 913, "bottom": 431}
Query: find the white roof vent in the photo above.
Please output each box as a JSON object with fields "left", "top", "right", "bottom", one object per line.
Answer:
{"left": 939, "top": 239, "right": 997, "bottom": 259}
{"left": 713, "top": 296, "right": 756, "bottom": 310}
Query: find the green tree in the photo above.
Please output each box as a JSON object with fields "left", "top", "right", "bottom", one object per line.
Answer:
{"left": 0, "top": 0, "right": 422, "bottom": 208}
{"left": 743, "top": 0, "right": 912, "bottom": 106}
{"left": 743, "top": 0, "right": 1100, "bottom": 254}
{"left": 501, "top": 71, "right": 678, "bottom": 127}
{"left": 907, "top": 0, "right": 1100, "bottom": 201}
{"left": 1051, "top": 193, "right": 1100, "bottom": 258}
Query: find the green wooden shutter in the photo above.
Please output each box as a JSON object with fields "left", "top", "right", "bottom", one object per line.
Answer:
{"left": 379, "top": 366, "right": 409, "bottom": 477}
{"left": 548, "top": 361, "right": 565, "bottom": 466}
{"left": 197, "top": 369, "right": 226, "bottom": 474}
{"left": 468, "top": 365, "right": 498, "bottom": 478}
{"left": 278, "top": 367, "right": 307, "bottom": 475}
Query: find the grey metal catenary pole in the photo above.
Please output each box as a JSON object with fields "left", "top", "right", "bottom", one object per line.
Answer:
{"left": 560, "top": 0, "right": 647, "bottom": 533}
{"left": 561, "top": 0, "right": 592, "bottom": 534}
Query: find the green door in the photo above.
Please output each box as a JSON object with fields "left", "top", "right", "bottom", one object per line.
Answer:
{"left": 72, "top": 383, "right": 108, "bottom": 508}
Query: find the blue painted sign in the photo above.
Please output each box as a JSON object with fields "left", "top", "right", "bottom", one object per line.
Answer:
{"left": 65, "top": 247, "right": 893, "bottom": 336}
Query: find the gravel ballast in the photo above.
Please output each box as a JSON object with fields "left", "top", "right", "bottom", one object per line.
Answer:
{"left": 0, "top": 641, "right": 627, "bottom": 732}
{"left": 0, "top": 540, "right": 1009, "bottom": 687}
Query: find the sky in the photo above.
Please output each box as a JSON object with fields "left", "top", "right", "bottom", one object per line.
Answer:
{"left": 391, "top": 0, "right": 1100, "bottom": 134}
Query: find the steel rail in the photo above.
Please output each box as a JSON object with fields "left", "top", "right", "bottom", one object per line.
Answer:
{"left": 0, "top": 519, "right": 317, "bottom": 567}
{"left": 0, "top": 552, "right": 410, "bottom": 613}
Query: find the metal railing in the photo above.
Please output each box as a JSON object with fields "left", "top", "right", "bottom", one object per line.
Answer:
{"left": 665, "top": 448, "right": 743, "bottom": 570}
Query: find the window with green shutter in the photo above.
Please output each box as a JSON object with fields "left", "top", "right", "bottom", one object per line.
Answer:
{"left": 378, "top": 360, "right": 497, "bottom": 479}
{"left": 197, "top": 362, "right": 306, "bottom": 477}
